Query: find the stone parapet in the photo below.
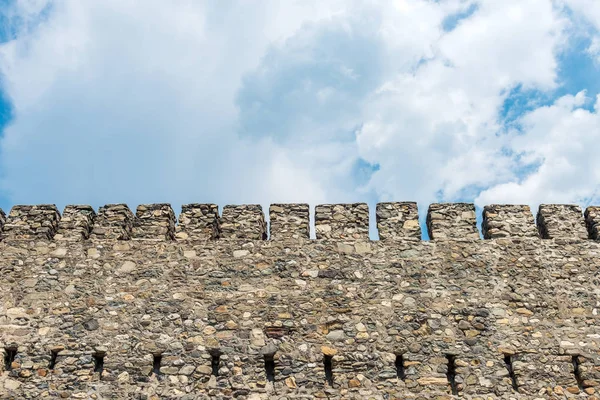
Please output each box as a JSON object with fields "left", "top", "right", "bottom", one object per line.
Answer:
{"left": 2, "top": 204, "right": 60, "bottom": 240}
{"left": 1, "top": 212, "right": 600, "bottom": 398}
{"left": 585, "top": 206, "right": 599, "bottom": 240}
{"left": 176, "top": 203, "right": 220, "bottom": 240}
{"left": 376, "top": 202, "right": 420, "bottom": 240}
{"left": 90, "top": 204, "right": 134, "bottom": 240}
{"left": 269, "top": 203, "right": 310, "bottom": 240}
{"left": 0, "top": 201, "right": 598, "bottom": 242}
{"left": 55, "top": 205, "right": 96, "bottom": 241}
{"left": 220, "top": 204, "right": 267, "bottom": 240}
{"left": 315, "top": 203, "right": 369, "bottom": 239}
{"left": 426, "top": 203, "right": 479, "bottom": 240}
{"left": 132, "top": 204, "right": 176, "bottom": 240}
{"left": 536, "top": 204, "right": 587, "bottom": 239}
{"left": 482, "top": 204, "right": 537, "bottom": 239}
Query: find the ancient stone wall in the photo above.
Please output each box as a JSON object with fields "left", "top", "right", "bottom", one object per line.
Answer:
{"left": 1, "top": 201, "right": 600, "bottom": 399}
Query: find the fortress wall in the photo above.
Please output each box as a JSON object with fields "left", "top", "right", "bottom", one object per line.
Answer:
{"left": 2, "top": 238, "right": 600, "bottom": 399}
{"left": 0, "top": 201, "right": 599, "bottom": 399}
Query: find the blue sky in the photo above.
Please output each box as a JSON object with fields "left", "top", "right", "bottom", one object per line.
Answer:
{"left": 0, "top": 0, "right": 599, "bottom": 238}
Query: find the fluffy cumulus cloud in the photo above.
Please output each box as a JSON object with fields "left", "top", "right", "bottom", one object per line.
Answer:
{"left": 562, "top": 0, "right": 600, "bottom": 61}
{"left": 476, "top": 91, "right": 600, "bottom": 207}
{"left": 0, "top": 0, "right": 598, "bottom": 232}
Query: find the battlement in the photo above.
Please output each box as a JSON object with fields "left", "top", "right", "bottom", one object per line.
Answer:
{"left": 0, "top": 201, "right": 598, "bottom": 241}
{"left": 269, "top": 203, "right": 310, "bottom": 240}
{"left": 91, "top": 204, "right": 134, "bottom": 240}
{"left": 482, "top": 204, "right": 538, "bottom": 239}
{"left": 1, "top": 200, "right": 600, "bottom": 399}
{"left": 585, "top": 206, "right": 600, "bottom": 240}
{"left": 176, "top": 203, "right": 220, "bottom": 240}
{"left": 2, "top": 204, "right": 61, "bottom": 240}
{"left": 536, "top": 204, "right": 589, "bottom": 240}
{"left": 376, "top": 202, "right": 420, "bottom": 240}
{"left": 427, "top": 202, "right": 479, "bottom": 240}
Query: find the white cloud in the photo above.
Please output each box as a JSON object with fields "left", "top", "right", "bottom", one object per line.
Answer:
{"left": 560, "top": 0, "right": 600, "bottom": 62}
{"left": 357, "top": 0, "right": 571, "bottom": 205}
{"left": 0, "top": 0, "right": 598, "bottom": 219}
{"left": 0, "top": 0, "right": 347, "bottom": 209}
{"left": 476, "top": 91, "right": 600, "bottom": 207}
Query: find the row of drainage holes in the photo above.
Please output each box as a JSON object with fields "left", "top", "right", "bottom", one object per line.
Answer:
{"left": 3, "top": 349, "right": 587, "bottom": 392}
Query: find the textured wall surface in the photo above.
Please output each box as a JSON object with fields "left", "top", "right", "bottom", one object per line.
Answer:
{"left": 1, "top": 201, "right": 600, "bottom": 400}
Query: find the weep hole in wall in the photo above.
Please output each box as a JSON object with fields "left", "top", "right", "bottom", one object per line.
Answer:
{"left": 503, "top": 354, "right": 519, "bottom": 392}
{"left": 153, "top": 353, "right": 163, "bottom": 378}
{"left": 446, "top": 354, "right": 458, "bottom": 395}
{"left": 264, "top": 354, "right": 275, "bottom": 382}
{"left": 324, "top": 354, "right": 334, "bottom": 386}
{"left": 93, "top": 351, "right": 105, "bottom": 377}
{"left": 4, "top": 346, "right": 17, "bottom": 370}
{"left": 572, "top": 355, "right": 585, "bottom": 391}
{"left": 49, "top": 349, "right": 60, "bottom": 369}
{"left": 395, "top": 353, "right": 406, "bottom": 380}
{"left": 210, "top": 349, "right": 221, "bottom": 376}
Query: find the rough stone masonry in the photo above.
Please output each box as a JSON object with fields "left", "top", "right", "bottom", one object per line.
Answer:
{"left": 1, "top": 201, "right": 600, "bottom": 399}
